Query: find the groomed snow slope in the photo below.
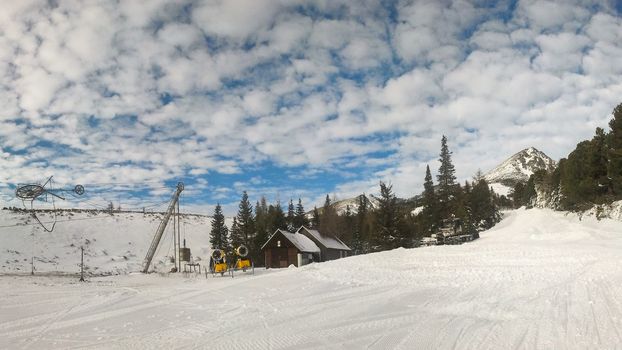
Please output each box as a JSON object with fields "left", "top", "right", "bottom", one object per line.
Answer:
{"left": 2, "top": 208, "right": 622, "bottom": 349}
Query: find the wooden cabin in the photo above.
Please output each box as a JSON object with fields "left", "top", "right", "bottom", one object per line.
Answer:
{"left": 297, "top": 227, "right": 351, "bottom": 261}
{"left": 261, "top": 229, "right": 320, "bottom": 268}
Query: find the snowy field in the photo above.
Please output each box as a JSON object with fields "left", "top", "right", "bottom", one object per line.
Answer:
{"left": 2, "top": 208, "right": 622, "bottom": 349}
{"left": 0, "top": 210, "right": 224, "bottom": 275}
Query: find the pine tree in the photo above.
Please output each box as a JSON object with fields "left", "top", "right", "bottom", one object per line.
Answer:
{"left": 552, "top": 103, "right": 622, "bottom": 210}
{"left": 268, "top": 202, "right": 287, "bottom": 232}
{"left": 437, "top": 135, "right": 457, "bottom": 219}
{"left": 254, "top": 199, "right": 267, "bottom": 237}
{"left": 451, "top": 183, "right": 468, "bottom": 224}
{"left": 421, "top": 164, "right": 438, "bottom": 234}
{"left": 608, "top": 103, "right": 622, "bottom": 197}
{"left": 510, "top": 182, "right": 525, "bottom": 208}
{"left": 235, "top": 191, "right": 255, "bottom": 249}
{"left": 340, "top": 205, "right": 355, "bottom": 246}
{"left": 286, "top": 199, "right": 295, "bottom": 231}
{"left": 523, "top": 175, "right": 537, "bottom": 208}
{"left": 352, "top": 194, "right": 368, "bottom": 254}
{"left": 293, "top": 198, "right": 308, "bottom": 229}
{"left": 470, "top": 178, "right": 496, "bottom": 229}
{"left": 311, "top": 206, "right": 320, "bottom": 229}
{"left": 319, "top": 194, "right": 339, "bottom": 235}
{"left": 230, "top": 217, "right": 242, "bottom": 247}
{"left": 590, "top": 127, "right": 610, "bottom": 199}
{"left": 371, "top": 182, "right": 401, "bottom": 251}
{"left": 252, "top": 197, "right": 269, "bottom": 266}
{"left": 209, "top": 203, "right": 229, "bottom": 250}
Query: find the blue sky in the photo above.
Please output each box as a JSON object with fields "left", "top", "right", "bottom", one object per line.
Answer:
{"left": 1, "top": 0, "right": 622, "bottom": 215}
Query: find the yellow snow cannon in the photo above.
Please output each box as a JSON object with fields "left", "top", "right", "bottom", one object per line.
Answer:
{"left": 233, "top": 245, "right": 254, "bottom": 274}
{"left": 210, "top": 249, "right": 231, "bottom": 277}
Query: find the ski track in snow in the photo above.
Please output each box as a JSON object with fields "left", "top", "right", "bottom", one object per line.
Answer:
{"left": 2, "top": 208, "right": 622, "bottom": 349}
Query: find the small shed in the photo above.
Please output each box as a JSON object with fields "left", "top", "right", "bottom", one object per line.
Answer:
{"left": 261, "top": 229, "right": 320, "bottom": 268}
{"left": 297, "top": 227, "right": 352, "bottom": 261}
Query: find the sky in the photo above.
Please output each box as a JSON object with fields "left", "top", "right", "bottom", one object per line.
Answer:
{"left": 1, "top": 0, "right": 622, "bottom": 215}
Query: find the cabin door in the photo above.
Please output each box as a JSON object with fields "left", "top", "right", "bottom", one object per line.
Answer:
{"left": 271, "top": 248, "right": 289, "bottom": 268}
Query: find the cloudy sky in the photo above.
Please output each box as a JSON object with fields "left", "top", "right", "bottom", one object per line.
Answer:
{"left": 1, "top": 0, "right": 622, "bottom": 214}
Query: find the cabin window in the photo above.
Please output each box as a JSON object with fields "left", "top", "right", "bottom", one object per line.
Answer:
{"left": 277, "top": 240, "right": 281, "bottom": 247}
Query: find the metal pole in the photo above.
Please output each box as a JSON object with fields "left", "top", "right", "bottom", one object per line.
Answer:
{"left": 31, "top": 225, "right": 35, "bottom": 275}
{"left": 79, "top": 246, "right": 85, "bottom": 282}
{"left": 177, "top": 199, "right": 181, "bottom": 272}
{"left": 173, "top": 206, "right": 177, "bottom": 271}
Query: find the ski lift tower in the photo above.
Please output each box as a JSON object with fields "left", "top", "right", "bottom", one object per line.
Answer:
{"left": 142, "top": 182, "right": 184, "bottom": 273}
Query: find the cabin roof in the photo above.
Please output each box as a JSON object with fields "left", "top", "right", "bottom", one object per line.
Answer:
{"left": 261, "top": 229, "right": 321, "bottom": 253}
{"left": 298, "top": 227, "right": 352, "bottom": 251}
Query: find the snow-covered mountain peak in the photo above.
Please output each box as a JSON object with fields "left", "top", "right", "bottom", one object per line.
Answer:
{"left": 484, "top": 147, "right": 556, "bottom": 186}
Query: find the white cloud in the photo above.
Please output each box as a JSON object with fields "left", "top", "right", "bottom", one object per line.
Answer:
{"left": 192, "top": 0, "right": 283, "bottom": 39}
{"left": 1, "top": 0, "right": 622, "bottom": 209}
{"left": 515, "top": 0, "right": 591, "bottom": 31}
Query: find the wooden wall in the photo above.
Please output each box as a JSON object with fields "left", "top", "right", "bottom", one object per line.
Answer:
{"left": 263, "top": 231, "right": 302, "bottom": 268}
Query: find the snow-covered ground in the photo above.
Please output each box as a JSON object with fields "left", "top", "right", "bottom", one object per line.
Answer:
{"left": 490, "top": 182, "right": 512, "bottom": 197}
{"left": 2, "top": 208, "right": 622, "bottom": 349}
{"left": 0, "top": 210, "right": 224, "bottom": 275}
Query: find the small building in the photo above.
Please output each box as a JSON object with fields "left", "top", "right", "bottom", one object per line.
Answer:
{"left": 261, "top": 229, "right": 320, "bottom": 268}
{"left": 297, "top": 227, "right": 351, "bottom": 261}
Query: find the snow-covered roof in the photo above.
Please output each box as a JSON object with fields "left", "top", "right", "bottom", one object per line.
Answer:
{"left": 298, "top": 227, "right": 351, "bottom": 251}
{"left": 261, "top": 229, "right": 320, "bottom": 253}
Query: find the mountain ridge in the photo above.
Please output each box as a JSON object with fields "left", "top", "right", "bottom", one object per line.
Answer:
{"left": 484, "top": 147, "right": 556, "bottom": 196}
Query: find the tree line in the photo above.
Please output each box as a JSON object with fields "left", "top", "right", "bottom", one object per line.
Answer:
{"left": 511, "top": 103, "right": 622, "bottom": 212}
{"left": 210, "top": 135, "right": 501, "bottom": 264}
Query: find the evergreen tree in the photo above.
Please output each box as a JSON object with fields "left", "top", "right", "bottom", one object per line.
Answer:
{"left": 510, "top": 182, "right": 525, "bottom": 208}
{"left": 555, "top": 104, "right": 622, "bottom": 209}
{"left": 523, "top": 175, "right": 537, "bottom": 207}
{"left": 254, "top": 198, "right": 268, "bottom": 237}
{"left": 235, "top": 191, "right": 255, "bottom": 250}
{"left": 451, "top": 183, "right": 469, "bottom": 223}
{"left": 591, "top": 127, "right": 610, "bottom": 198}
{"left": 371, "top": 182, "right": 401, "bottom": 251}
{"left": 268, "top": 202, "right": 287, "bottom": 232}
{"left": 293, "top": 198, "right": 309, "bottom": 229}
{"left": 437, "top": 135, "right": 457, "bottom": 219}
{"left": 252, "top": 197, "right": 269, "bottom": 266}
{"left": 319, "top": 194, "right": 339, "bottom": 235}
{"left": 311, "top": 206, "right": 320, "bottom": 229}
{"left": 470, "top": 178, "right": 497, "bottom": 229}
{"left": 340, "top": 205, "right": 355, "bottom": 246}
{"left": 421, "top": 164, "right": 438, "bottom": 234}
{"left": 209, "top": 203, "right": 229, "bottom": 250}
{"left": 464, "top": 180, "right": 472, "bottom": 195}
{"left": 286, "top": 199, "right": 295, "bottom": 231}
{"left": 352, "top": 194, "right": 369, "bottom": 254}
{"left": 559, "top": 140, "right": 600, "bottom": 210}
{"left": 230, "top": 217, "right": 242, "bottom": 248}
{"left": 608, "top": 103, "right": 622, "bottom": 197}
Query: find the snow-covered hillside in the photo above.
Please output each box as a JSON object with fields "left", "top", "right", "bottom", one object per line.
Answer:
{"left": 2, "top": 208, "right": 622, "bottom": 349}
{"left": 0, "top": 209, "right": 228, "bottom": 275}
{"left": 330, "top": 195, "right": 378, "bottom": 215}
{"left": 484, "top": 147, "right": 556, "bottom": 196}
